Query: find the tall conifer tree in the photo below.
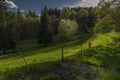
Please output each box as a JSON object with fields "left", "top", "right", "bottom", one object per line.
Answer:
{"left": 37, "top": 6, "right": 52, "bottom": 46}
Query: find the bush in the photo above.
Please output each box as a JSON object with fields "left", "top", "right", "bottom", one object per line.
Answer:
{"left": 58, "top": 19, "right": 78, "bottom": 40}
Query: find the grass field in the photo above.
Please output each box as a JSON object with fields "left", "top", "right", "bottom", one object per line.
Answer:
{"left": 0, "top": 40, "right": 80, "bottom": 72}
{"left": 0, "top": 31, "right": 119, "bottom": 72}
{"left": 0, "top": 31, "right": 120, "bottom": 80}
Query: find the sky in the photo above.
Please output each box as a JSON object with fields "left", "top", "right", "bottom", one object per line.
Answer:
{"left": 5, "top": 0, "right": 100, "bottom": 13}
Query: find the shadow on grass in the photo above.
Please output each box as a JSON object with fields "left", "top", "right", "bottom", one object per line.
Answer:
{"left": 0, "top": 60, "right": 63, "bottom": 80}
{"left": 0, "top": 57, "right": 100, "bottom": 80}
{"left": 0, "top": 47, "right": 40, "bottom": 60}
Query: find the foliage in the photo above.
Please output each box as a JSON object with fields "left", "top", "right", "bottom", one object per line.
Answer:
{"left": 60, "top": 8, "right": 70, "bottom": 19}
{"left": 76, "top": 9, "right": 89, "bottom": 32}
{"left": 26, "top": 10, "right": 38, "bottom": 18}
{"left": 98, "top": 70, "right": 120, "bottom": 80}
{"left": 76, "top": 9, "right": 88, "bottom": 18}
{"left": 13, "top": 9, "right": 39, "bottom": 40}
{"left": 94, "top": 14, "right": 114, "bottom": 33}
{"left": 69, "top": 10, "right": 76, "bottom": 20}
{"left": 110, "top": 6, "right": 120, "bottom": 27}
{"left": 58, "top": 19, "right": 78, "bottom": 40}
{"left": 94, "top": 0, "right": 120, "bottom": 33}
{"left": 0, "top": 0, "right": 7, "bottom": 11}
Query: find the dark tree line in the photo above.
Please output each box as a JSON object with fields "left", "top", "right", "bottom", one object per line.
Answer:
{"left": 13, "top": 9, "right": 39, "bottom": 40}
{"left": 0, "top": 0, "right": 39, "bottom": 54}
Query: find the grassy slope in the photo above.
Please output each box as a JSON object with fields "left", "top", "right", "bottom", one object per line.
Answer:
{"left": 0, "top": 30, "right": 120, "bottom": 79}
{"left": 0, "top": 38, "right": 82, "bottom": 72}
{"left": 66, "top": 31, "right": 120, "bottom": 80}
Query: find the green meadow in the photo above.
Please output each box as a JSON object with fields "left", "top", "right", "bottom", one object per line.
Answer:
{"left": 0, "top": 31, "right": 120, "bottom": 80}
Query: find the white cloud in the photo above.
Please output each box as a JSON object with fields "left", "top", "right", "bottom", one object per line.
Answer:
{"left": 5, "top": 0, "right": 18, "bottom": 8}
{"left": 20, "top": 9, "right": 25, "bottom": 13}
{"left": 65, "top": 0, "right": 100, "bottom": 8}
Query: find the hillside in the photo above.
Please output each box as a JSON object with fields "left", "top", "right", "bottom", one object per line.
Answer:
{"left": 0, "top": 30, "right": 120, "bottom": 80}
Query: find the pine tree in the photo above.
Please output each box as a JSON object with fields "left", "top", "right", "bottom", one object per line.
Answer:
{"left": 76, "top": 9, "right": 89, "bottom": 33}
{"left": 0, "top": 0, "right": 7, "bottom": 12}
{"left": 26, "top": 10, "right": 38, "bottom": 18}
{"left": 37, "top": 6, "right": 52, "bottom": 46}
{"left": 0, "top": 0, "right": 7, "bottom": 53}
{"left": 0, "top": 0, "right": 16, "bottom": 54}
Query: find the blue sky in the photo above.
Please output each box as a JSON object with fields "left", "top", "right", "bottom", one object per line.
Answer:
{"left": 6, "top": 0, "right": 100, "bottom": 13}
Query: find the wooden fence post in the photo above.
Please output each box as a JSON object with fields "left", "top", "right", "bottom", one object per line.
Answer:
{"left": 61, "top": 47, "right": 64, "bottom": 62}
{"left": 81, "top": 44, "right": 83, "bottom": 56}
{"left": 20, "top": 48, "right": 27, "bottom": 66}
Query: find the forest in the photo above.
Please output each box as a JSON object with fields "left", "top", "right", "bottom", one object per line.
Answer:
{"left": 0, "top": 0, "right": 120, "bottom": 80}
